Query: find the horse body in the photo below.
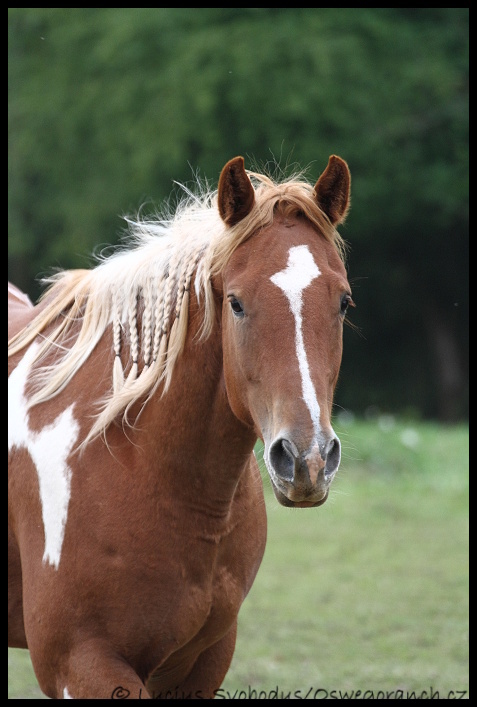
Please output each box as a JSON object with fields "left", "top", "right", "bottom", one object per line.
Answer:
{"left": 8, "top": 155, "right": 352, "bottom": 698}
{"left": 9, "top": 279, "right": 265, "bottom": 697}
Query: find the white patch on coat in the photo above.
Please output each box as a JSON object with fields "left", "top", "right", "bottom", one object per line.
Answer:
{"left": 8, "top": 282, "right": 33, "bottom": 307}
{"left": 270, "top": 245, "right": 322, "bottom": 435}
{"left": 8, "top": 342, "right": 79, "bottom": 570}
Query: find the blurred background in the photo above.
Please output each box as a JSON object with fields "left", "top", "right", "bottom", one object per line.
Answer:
{"left": 8, "top": 8, "right": 468, "bottom": 423}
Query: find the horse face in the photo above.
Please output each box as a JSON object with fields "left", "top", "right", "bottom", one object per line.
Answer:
{"left": 221, "top": 219, "right": 350, "bottom": 508}
{"left": 217, "top": 154, "right": 352, "bottom": 508}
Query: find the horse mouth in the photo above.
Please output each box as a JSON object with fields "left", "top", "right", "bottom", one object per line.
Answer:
{"left": 270, "top": 483, "right": 329, "bottom": 508}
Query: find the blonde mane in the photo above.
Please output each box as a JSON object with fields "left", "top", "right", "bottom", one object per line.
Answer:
{"left": 8, "top": 168, "right": 346, "bottom": 444}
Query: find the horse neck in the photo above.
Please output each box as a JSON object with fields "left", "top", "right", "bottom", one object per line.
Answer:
{"left": 128, "top": 293, "right": 257, "bottom": 514}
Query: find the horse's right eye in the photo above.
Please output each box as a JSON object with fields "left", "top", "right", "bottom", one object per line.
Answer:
{"left": 228, "top": 297, "right": 245, "bottom": 317}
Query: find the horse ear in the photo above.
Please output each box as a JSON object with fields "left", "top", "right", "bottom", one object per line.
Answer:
{"left": 313, "top": 155, "right": 351, "bottom": 226}
{"left": 218, "top": 156, "right": 255, "bottom": 226}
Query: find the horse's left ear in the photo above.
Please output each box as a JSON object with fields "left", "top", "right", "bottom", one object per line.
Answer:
{"left": 218, "top": 156, "right": 255, "bottom": 227}
{"left": 313, "top": 155, "right": 351, "bottom": 226}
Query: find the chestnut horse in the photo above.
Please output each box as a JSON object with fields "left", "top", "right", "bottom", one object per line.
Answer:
{"left": 8, "top": 155, "right": 353, "bottom": 699}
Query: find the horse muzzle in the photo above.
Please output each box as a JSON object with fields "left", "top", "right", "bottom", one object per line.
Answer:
{"left": 264, "top": 432, "right": 341, "bottom": 508}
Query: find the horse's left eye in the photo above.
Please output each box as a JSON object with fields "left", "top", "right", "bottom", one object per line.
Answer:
{"left": 229, "top": 297, "right": 245, "bottom": 318}
{"left": 340, "top": 294, "right": 354, "bottom": 316}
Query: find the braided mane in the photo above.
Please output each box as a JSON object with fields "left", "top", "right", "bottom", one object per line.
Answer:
{"left": 8, "top": 167, "right": 345, "bottom": 444}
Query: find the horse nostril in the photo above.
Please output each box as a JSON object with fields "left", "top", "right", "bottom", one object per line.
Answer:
{"left": 268, "top": 435, "right": 341, "bottom": 484}
{"left": 269, "top": 437, "right": 298, "bottom": 482}
{"left": 324, "top": 436, "right": 341, "bottom": 477}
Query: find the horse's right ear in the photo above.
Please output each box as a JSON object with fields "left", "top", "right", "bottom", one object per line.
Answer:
{"left": 218, "top": 157, "right": 255, "bottom": 227}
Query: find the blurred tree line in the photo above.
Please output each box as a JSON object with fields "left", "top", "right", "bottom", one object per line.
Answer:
{"left": 8, "top": 8, "right": 468, "bottom": 421}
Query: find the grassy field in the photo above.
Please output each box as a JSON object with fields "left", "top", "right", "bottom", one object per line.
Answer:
{"left": 8, "top": 418, "right": 469, "bottom": 699}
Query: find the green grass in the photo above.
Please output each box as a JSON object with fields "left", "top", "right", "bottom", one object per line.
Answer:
{"left": 8, "top": 419, "right": 469, "bottom": 699}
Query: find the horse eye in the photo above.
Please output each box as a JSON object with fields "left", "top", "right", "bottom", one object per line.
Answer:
{"left": 229, "top": 297, "right": 245, "bottom": 317}
{"left": 340, "top": 293, "right": 354, "bottom": 316}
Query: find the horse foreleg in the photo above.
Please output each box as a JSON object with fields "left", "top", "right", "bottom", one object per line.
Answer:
{"left": 8, "top": 527, "right": 27, "bottom": 648}
{"left": 146, "top": 621, "right": 237, "bottom": 700}
{"left": 32, "top": 637, "right": 151, "bottom": 699}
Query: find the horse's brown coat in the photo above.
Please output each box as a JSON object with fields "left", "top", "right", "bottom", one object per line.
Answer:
{"left": 8, "top": 155, "right": 352, "bottom": 698}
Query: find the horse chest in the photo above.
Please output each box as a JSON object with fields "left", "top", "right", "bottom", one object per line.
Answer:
{"left": 143, "top": 491, "right": 265, "bottom": 653}
{"left": 169, "top": 560, "right": 245, "bottom": 641}
{"left": 157, "top": 513, "right": 261, "bottom": 631}
{"left": 139, "top": 537, "right": 258, "bottom": 691}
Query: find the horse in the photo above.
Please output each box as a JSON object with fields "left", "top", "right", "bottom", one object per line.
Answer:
{"left": 8, "top": 154, "right": 353, "bottom": 699}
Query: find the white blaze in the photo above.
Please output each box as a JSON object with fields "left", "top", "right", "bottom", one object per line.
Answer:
{"left": 270, "top": 245, "right": 321, "bottom": 435}
{"left": 8, "top": 342, "right": 79, "bottom": 570}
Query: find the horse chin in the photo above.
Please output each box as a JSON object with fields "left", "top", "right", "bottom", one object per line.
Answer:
{"left": 271, "top": 484, "right": 329, "bottom": 509}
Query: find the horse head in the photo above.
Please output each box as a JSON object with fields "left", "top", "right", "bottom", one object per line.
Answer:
{"left": 217, "top": 155, "right": 352, "bottom": 508}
